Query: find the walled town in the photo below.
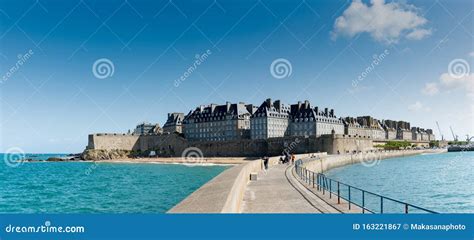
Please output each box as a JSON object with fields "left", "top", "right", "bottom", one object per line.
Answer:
{"left": 85, "top": 99, "right": 435, "bottom": 158}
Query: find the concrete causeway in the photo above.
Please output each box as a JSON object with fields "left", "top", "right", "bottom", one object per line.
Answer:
{"left": 242, "top": 150, "right": 445, "bottom": 214}
{"left": 242, "top": 164, "right": 343, "bottom": 213}
{"left": 171, "top": 150, "right": 445, "bottom": 213}
{"left": 242, "top": 164, "right": 319, "bottom": 213}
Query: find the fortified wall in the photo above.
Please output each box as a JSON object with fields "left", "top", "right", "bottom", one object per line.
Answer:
{"left": 86, "top": 133, "right": 374, "bottom": 157}
{"left": 316, "top": 134, "right": 374, "bottom": 154}
{"left": 87, "top": 134, "right": 140, "bottom": 151}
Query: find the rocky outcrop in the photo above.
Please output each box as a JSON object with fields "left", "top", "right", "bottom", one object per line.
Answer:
{"left": 81, "top": 149, "right": 131, "bottom": 160}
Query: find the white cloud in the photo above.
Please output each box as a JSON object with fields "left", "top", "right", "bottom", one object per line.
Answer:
{"left": 408, "top": 101, "right": 430, "bottom": 112}
{"left": 440, "top": 73, "right": 474, "bottom": 97}
{"left": 422, "top": 57, "right": 473, "bottom": 99}
{"left": 421, "top": 82, "right": 439, "bottom": 96}
{"left": 470, "top": 52, "right": 474, "bottom": 57}
{"left": 332, "top": 0, "right": 431, "bottom": 44}
{"left": 406, "top": 28, "right": 432, "bottom": 40}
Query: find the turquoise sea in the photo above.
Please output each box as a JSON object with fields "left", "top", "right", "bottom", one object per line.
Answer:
{"left": 0, "top": 153, "right": 229, "bottom": 213}
{"left": 325, "top": 152, "right": 474, "bottom": 213}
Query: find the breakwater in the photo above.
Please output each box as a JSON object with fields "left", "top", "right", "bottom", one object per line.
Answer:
{"left": 168, "top": 153, "right": 327, "bottom": 213}
{"left": 300, "top": 149, "right": 446, "bottom": 174}
{"left": 448, "top": 145, "right": 474, "bottom": 152}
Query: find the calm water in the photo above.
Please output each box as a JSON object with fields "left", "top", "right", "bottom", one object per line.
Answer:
{"left": 325, "top": 152, "right": 474, "bottom": 213}
{"left": 0, "top": 154, "right": 229, "bottom": 213}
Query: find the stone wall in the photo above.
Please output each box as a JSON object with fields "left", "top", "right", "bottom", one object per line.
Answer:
{"left": 87, "top": 134, "right": 140, "bottom": 151}
{"left": 88, "top": 132, "right": 427, "bottom": 158}
{"left": 301, "top": 149, "right": 446, "bottom": 174}
{"left": 316, "top": 134, "right": 373, "bottom": 154}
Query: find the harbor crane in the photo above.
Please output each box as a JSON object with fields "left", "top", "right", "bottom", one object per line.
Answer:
{"left": 436, "top": 121, "right": 444, "bottom": 141}
{"left": 450, "top": 126, "right": 458, "bottom": 141}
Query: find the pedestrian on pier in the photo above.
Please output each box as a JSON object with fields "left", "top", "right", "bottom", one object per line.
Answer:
{"left": 291, "top": 154, "right": 295, "bottom": 165}
{"left": 263, "top": 156, "right": 269, "bottom": 170}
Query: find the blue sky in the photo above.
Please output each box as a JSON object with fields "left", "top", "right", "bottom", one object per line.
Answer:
{"left": 1, "top": 0, "right": 473, "bottom": 153}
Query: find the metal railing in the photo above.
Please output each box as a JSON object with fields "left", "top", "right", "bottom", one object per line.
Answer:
{"left": 294, "top": 161, "right": 437, "bottom": 214}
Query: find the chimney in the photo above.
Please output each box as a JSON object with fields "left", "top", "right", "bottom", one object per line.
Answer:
{"left": 246, "top": 104, "right": 254, "bottom": 114}
{"left": 265, "top": 98, "right": 272, "bottom": 107}
{"left": 324, "top": 108, "right": 328, "bottom": 116}
{"left": 315, "top": 107, "right": 319, "bottom": 115}
{"left": 298, "top": 101, "right": 302, "bottom": 110}
{"left": 274, "top": 100, "right": 281, "bottom": 110}
{"left": 304, "top": 100, "right": 310, "bottom": 109}
{"left": 211, "top": 104, "right": 217, "bottom": 112}
{"left": 226, "top": 101, "right": 231, "bottom": 112}
{"left": 330, "top": 109, "right": 334, "bottom": 117}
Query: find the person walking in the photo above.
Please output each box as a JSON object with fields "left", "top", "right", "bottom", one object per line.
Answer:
{"left": 263, "top": 156, "right": 269, "bottom": 170}
{"left": 291, "top": 154, "right": 295, "bottom": 165}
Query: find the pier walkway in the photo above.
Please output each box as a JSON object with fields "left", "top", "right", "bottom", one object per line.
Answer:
{"left": 242, "top": 164, "right": 344, "bottom": 213}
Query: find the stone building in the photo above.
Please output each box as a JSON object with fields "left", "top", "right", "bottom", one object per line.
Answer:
{"left": 250, "top": 98, "right": 291, "bottom": 139}
{"left": 289, "top": 101, "right": 344, "bottom": 137}
{"left": 426, "top": 129, "right": 435, "bottom": 141}
{"left": 411, "top": 127, "right": 422, "bottom": 141}
{"left": 341, "top": 116, "right": 385, "bottom": 140}
{"left": 397, "top": 121, "right": 412, "bottom": 140}
{"left": 134, "top": 122, "right": 161, "bottom": 135}
{"left": 163, "top": 113, "right": 184, "bottom": 134}
{"left": 412, "top": 127, "right": 432, "bottom": 141}
{"left": 357, "top": 116, "right": 385, "bottom": 140}
{"left": 182, "top": 102, "right": 254, "bottom": 142}
{"left": 380, "top": 120, "right": 397, "bottom": 140}
{"left": 341, "top": 117, "right": 372, "bottom": 138}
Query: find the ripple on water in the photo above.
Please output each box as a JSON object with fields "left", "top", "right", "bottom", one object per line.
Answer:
{"left": 0, "top": 158, "right": 229, "bottom": 213}
{"left": 325, "top": 152, "right": 474, "bottom": 213}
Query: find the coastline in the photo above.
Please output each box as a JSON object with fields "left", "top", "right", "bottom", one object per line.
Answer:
{"left": 23, "top": 156, "right": 256, "bottom": 165}
{"left": 91, "top": 157, "right": 253, "bottom": 165}
{"left": 301, "top": 149, "right": 447, "bottom": 175}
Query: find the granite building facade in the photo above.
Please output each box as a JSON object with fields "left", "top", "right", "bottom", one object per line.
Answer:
{"left": 250, "top": 99, "right": 290, "bottom": 139}
{"left": 163, "top": 113, "right": 184, "bottom": 134}
{"left": 182, "top": 102, "right": 255, "bottom": 142}
{"left": 134, "top": 122, "right": 161, "bottom": 135}
{"left": 380, "top": 120, "right": 398, "bottom": 140}
{"left": 397, "top": 121, "right": 412, "bottom": 140}
{"left": 290, "top": 101, "right": 344, "bottom": 137}
{"left": 157, "top": 99, "right": 434, "bottom": 143}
